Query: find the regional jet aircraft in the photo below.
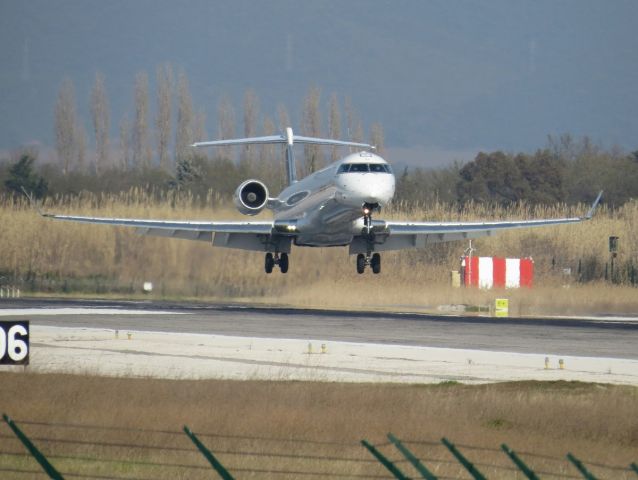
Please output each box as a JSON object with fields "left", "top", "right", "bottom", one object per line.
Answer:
{"left": 42, "top": 128, "right": 602, "bottom": 274}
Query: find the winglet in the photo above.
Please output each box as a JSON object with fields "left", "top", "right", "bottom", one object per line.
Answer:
{"left": 584, "top": 190, "right": 603, "bottom": 220}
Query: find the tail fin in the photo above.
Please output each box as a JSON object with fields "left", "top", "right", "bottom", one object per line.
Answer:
{"left": 192, "top": 127, "right": 374, "bottom": 186}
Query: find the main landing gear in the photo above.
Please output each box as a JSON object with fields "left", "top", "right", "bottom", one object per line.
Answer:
{"left": 265, "top": 252, "right": 289, "bottom": 274}
{"left": 356, "top": 252, "right": 381, "bottom": 274}
{"left": 356, "top": 202, "right": 381, "bottom": 274}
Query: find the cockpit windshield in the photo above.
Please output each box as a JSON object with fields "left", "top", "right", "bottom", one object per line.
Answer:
{"left": 337, "top": 163, "right": 392, "bottom": 174}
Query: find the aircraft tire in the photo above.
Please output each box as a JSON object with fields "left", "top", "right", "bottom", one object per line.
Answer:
{"left": 265, "top": 253, "right": 274, "bottom": 274}
{"left": 356, "top": 254, "right": 366, "bottom": 274}
{"left": 280, "top": 253, "right": 289, "bottom": 273}
{"left": 371, "top": 253, "right": 381, "bottom": 274}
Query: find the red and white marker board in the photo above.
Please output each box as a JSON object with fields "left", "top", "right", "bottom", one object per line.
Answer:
{"left": 463, "top": 256, "right": 533, "bottom": 288}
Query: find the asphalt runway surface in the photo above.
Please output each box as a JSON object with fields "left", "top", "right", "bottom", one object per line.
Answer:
{"left": 2, "top": 298, "right": 638, "bottom": 359}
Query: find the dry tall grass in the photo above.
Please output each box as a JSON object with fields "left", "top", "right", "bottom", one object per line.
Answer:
{"left": 0, "top": 373, "right": 636, "bottom": 479}
{"left": 1, "top": 191, "right": 637, "bottom": 315}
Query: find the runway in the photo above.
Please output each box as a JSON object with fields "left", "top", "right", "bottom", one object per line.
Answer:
{"left": 2, "top": 298, "right": 638, "bottom": 384}
{"left": 1, "top": 297, "right": 637, "bottom": 358}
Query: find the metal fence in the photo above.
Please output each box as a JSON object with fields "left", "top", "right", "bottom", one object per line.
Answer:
{"left": 2, "top": 415, "right": 637, "bottom": 479}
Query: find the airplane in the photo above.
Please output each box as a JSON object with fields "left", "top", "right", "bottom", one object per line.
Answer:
{"left": 41, "top": 128, "right": 603, "bottom": 274}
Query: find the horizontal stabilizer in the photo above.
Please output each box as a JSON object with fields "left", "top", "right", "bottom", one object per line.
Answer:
{"left": 192, "top": 127, "right": 374, "bottom": 150}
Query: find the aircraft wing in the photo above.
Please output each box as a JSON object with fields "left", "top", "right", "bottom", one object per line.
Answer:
{"left": 352, "top": 191, "right": 603, "bottom": 253}
{"left": 41, "top": 212, "right": 274, "bottom": 245}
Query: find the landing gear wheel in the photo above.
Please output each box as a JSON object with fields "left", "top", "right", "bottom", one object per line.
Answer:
{"left": 356, "top": 254, "right": 366, "bottom": 274}
{"left": 279, "top": 253, "right": 289, "bottom": 273}
{"left": 265, "top": 253, "right": 274, "bottom": 274}
{"left": 371, "top": 253, "right": 381, "bottom": 274}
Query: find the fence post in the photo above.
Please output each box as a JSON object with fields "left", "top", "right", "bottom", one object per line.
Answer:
{"left": 501, "top": 444, "right": 539, "bottom": 480}
{"left": 2, "top": 414, "right": 65, "bottom": 480}
{"left": 183, "top": 426, "right": 235, "bottom": 480}
{"left": 566, "top": 452, "right": 599, "bottom": 480}
{"left": 441, "top": 437, "right": 487, "bottom": 480}
{"left": 361, "top": 439, "right": 410, "bottom": 480}
{"left": 387, "top": 433, "right": 438, "bottom": 480}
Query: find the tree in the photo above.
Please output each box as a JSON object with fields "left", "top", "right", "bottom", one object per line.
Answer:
{"left": 302, "top": 86, "right": 323, "bottom": 174}
{"left": 90, "top": 72, "right": 110, "bottom": 174}
{"left": 369, "top": 123, "right": 384, "bottom": 156}
{"left": 175, "top": 71, "right": 194, "bottom": 167}
{"left": 344, "top": 96, "right": 363, "bottom": 143}
{"left": 277, "top": 103, "right": 290, "bottom": 131}
{"left": 118, "top": 114, "right": 130, "bottom": 170}
{"left": 457, "top": 151, "right": 528, "bottom": 205}
{"left": 241, "top": 89, "right": 260, "bottom": 169}
{"left": 5, "top": 153, "right": 48, "bottom": 199}
{"left": 54, "top": 78, "right": 77, "bottom": 175}
{"left": 217, "top": 95, "right": 236, "bottom": 161}
{"left": 132, "top": 71, "right": 152, "bottom": 169}
{"left": 75, "top": 121, "right": 87, "bottom": 173}
{"left": 156, "top": 63, "right": 173, "bottom": 171}
{"left": 327, "top": 93, "right": 341, "bottom": 162}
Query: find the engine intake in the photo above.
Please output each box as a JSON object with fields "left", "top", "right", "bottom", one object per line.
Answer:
{"left": 234, "top": 180, "right": 269, "bottom": 215}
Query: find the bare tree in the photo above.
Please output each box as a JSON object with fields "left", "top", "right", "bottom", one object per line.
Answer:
{"left": 369, "top": 122, "right": 385, "bottom": 156}
{"left": 90, "top": 72, "right": 110, "bottom": 175}
{"left": 302, "top": 86, "right": 323, "bottom": 174}
{"left": 132, "top": 71, "right": 152, "bottom": 169}
{"left": 344, "top": 96, "right": 364, "bottom": 144}
{"left": 194, "top": 110, "right": 207, "bottom": 144}
{"left": 260, "top": 115, "right": 282, "bottom": 188}
{"left": 277, "top": 103, "right": 290, "bottom": 131}
{"left": 175, "top": 71, "right": 194, "bottom": 166}
{"left": 217, "top": 95, "right": 236, "bottom": 161}
{"left": 75, "top": 121, "right": 87, "bottom": 173}
{"left": 241, "top": 89, "right": 260, "bottom": 169}
{"left": 156, "top": 63, "right": 173, "bottom": 171}
{"left": 54, "top": 78, "right": 77, "bottom": 175}
{"left": 119, "top": 114, "right": 130, "bottom": 170}
{"left": 328, "top": 93, "right": 342, "bottom": 162}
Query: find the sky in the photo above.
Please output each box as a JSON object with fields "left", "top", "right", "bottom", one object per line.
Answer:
{"left": 1, "top": 0, "right": 637, "bottom": 168}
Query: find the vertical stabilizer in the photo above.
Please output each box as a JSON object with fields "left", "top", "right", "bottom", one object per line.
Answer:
{"left": 285, "top": 127, "right": 297, "bottom": 185}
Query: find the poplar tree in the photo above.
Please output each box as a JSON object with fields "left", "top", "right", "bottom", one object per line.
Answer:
{"left": 217, "top": 95, "right": 236, "bottom": 161}
{"left": 132, "top": 71, "right": 152, "bottom": 169}
{"left": 119, "top": 114, "right": 130, "bottom": 170}
{"left": 344, "top": 96, "right": 363, "bottom": 143}
{"left": 75, "top": 121, "right": 87, "bottom": 173}
{"left": 175, "top": 71, "right": 194, "bottom": 169}
{"left": 156, "top": 63, "right": 173, "bottom": 171}
{"left": 242, "top": 89, "right": 260, "bottom": 169}
{"left": 328, "top": 93, "right": 342, "bottom": 162}
{"left": 90, "top": 72, "right": 110, "bottom": 175}
{"left": 369, "top": 123, "right": 385, "bottom": 155}
{"left": 302, "top": 86, "right": 323, "bottom": 174}
{"left": 54, "top": 78, "right": 77, "bottom": 175}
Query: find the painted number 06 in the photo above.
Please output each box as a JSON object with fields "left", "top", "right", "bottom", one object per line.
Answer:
{"left": 0, "top": 325, "right": 28, "bottom": 362}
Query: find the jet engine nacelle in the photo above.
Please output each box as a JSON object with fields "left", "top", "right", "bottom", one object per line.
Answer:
{"left": 234, "top": 179, "right": 269, "bottom": 215}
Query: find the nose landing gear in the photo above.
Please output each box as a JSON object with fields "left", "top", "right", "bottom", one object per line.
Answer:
{"left": 357, "top": 203, "right": 382, "bottom": 274}
{"left": 265, "top": 252, "right": 289, "bottom": 274}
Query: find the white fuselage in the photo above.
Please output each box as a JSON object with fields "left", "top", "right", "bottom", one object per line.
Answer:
{"left": 270, "top": 151, "right": 395, "bottom": 246}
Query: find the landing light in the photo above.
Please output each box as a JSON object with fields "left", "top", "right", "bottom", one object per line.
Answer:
{"left": 363, "top": 207, "right": 370, "bottom": 215}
